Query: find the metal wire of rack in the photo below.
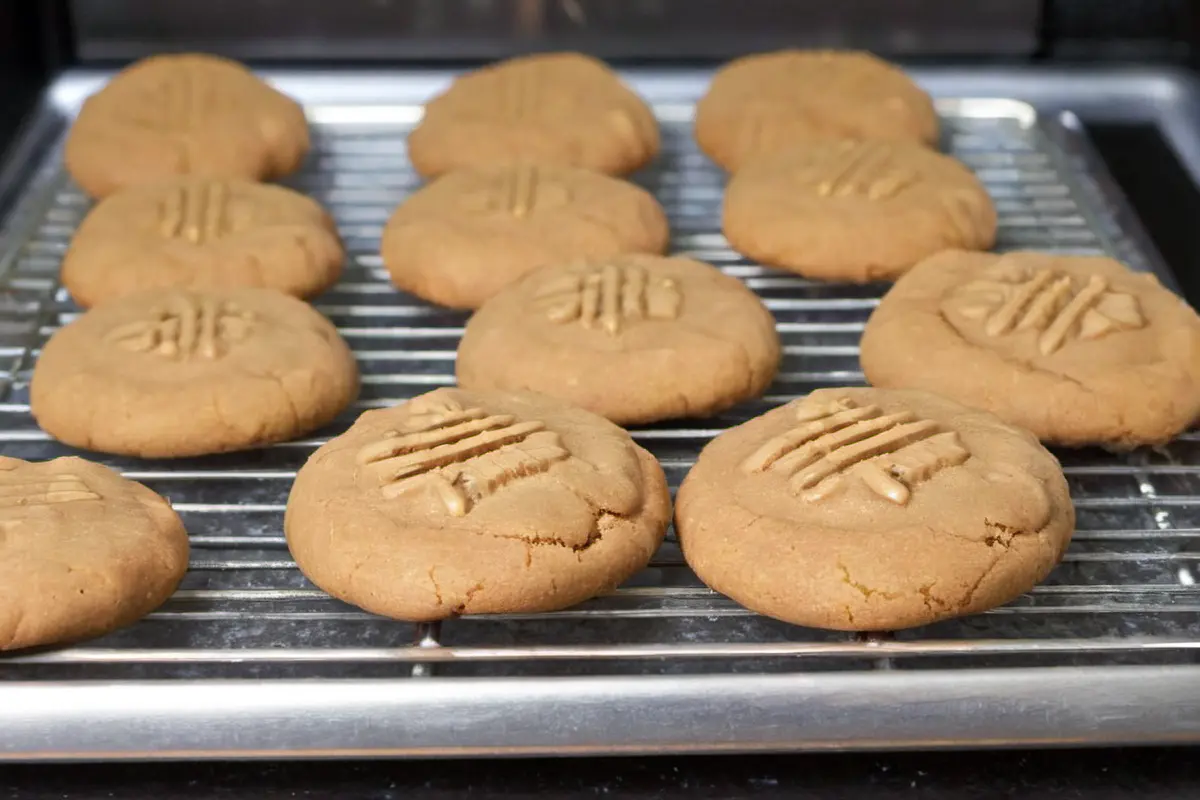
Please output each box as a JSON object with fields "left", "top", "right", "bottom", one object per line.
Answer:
{"left": 1, "top": 74, "right": 1199, "bottom": 757}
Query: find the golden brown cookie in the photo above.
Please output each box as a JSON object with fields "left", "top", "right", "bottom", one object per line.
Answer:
{"left": 0, "top": 456, "right": 189, "bottom": 651}
{"left": 381, "top": 163, "right": 669, "bottom": 309}
{"left": 723, "top": 139, "right": 996, "bottom": 282}
{"left": 407, "top": 53, "right": 659, "bottom": 178}
{"left": 861, "top": 251, "right": 1200, "bottom": 448}
{"left": 285, "top": 388, "right": 671, "bottom": 620}
{"left": 695, "top": 50, "right": 939, "bottom": 172}
{"left": 61, "top": 177, "right": 343, "bottom": 308}
{"left": 65, "top": 53, "right": 310, "bottom": 198}
{"left": 456, "top": 255, "right": 781, "bottom": 424}
{"left": 676, "top": 388, "right": 1074, "bottom": 631}
{"left": 31, "top": 288, "right": 359, "bottom": 458}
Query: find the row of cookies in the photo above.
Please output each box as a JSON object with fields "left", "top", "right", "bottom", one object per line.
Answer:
{"left": 59, "top": 50, "right": 992, "bottom": 311}
{"left": 389, "top": 49, "right": 996, "bottom": 301}
{"left": 3, "top": 59, "right": 357, "bottom": 649}
{"left": 3, "top": 376, "right": 1077, "bottom": 650}
{"left": 49, "top": 54, "right": 362, "bottom": 456}
{"left": 64, "top": 50, "right": 997, "bottom": 308}
{"left": 400, "top": 49, "right": 997, "bottom": 291}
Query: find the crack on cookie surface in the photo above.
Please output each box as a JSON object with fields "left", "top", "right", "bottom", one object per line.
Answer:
{"left": 427, "top": 567, "right": 444, "bottom": 607}
{"left": 983, "top": 518, "right": 1022, "bottom": 549}
{"left": 837, "top": 560, "right": 903, "bottom": 601}
{"left": 453, "top": 581, "right": 486, "bottom": 615}
{"left": 917, "top": 582, "right": 945, "bottom": 613}
{"left": 961, "top": 555, "right": 1005, "bottom": 609}
{"left": 489, "top": 526, "right": 603, "bottom": 553}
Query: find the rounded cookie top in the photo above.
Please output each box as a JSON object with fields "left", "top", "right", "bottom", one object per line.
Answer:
{"left": 456, "top": 254, "right": 781, "bottom": 424}
{"left": 381, "top": 163, "right": 669, "bottom": 309}
{"left": 31, "top": 287, "right": 359, "bottom": 458}
{"left": 676, "top": 388, "right": 1074, "bottom": 631}
{"left": 0, "top": 456, "right": 189, "bottom": 651}
{"left": 723, "top": 139, "right": 996, "bottom": 282}
{"left": 285, "top": 388, "right": 671, "bottom": 620}
{"left": 407, "top": 53, "right": 659, "bottom": 178}
{"left": 62, "top": 177, "right": 343, "bottom": 307}
{"left": 65, "top": 53, "right": 310, "bottom": 197}
{"left": 695, "top": 50, "right": 939, "bottom": 172}
{"left": 861, "top": 251, "right": 1200, "bottom": 447}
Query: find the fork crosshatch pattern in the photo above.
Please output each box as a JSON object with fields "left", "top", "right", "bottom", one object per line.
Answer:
{"left": 0, "top": 94, "right": 1198, "bottom": 682}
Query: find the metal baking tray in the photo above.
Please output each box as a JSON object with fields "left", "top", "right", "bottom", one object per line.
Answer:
{"left": 2, "top": 68, "right": 1200, "bottom": 759}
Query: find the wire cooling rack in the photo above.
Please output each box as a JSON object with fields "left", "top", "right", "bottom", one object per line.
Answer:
{"left": 0, "top": 72, "right": 1198, "bottom": 758}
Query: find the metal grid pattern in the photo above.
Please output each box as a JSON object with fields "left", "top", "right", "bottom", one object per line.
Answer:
{"left": 1, "top": 90, "right": 1199, "bottom": 688}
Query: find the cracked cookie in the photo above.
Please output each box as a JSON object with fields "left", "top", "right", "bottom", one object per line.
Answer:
{"left": 456, "top": 254, "right": 781, "bottom": 425}
{"left": 31, "top": 287, "right": 359, "bottom": 458}
{"left": 62, "top": 177, "right": 344, "bottom": 308}
{"left": 381, "top": 163, "right": 669, "bottom": 309}
{"left": 675, "top": 387, "right": 1074, "bottom": 631}
{"left": 0, "top": 455, "right": 188, "bottom": 651}
{"left": 285, "top": 387, "right": 671, "bottom": 620}
{"left": 695, "top": 50, "right": 939, "bottom": 172}
{"left": 407, "top": 53, "right": 659, "bottom": 178}
{"left": 722, "top": 139, "right": 996, "bottom": 282}
{"left": 66, "top": 53, "right": 310, "bottom": 198}
{"left": 861, "top": 251, "right": 1200, "bottom": 447}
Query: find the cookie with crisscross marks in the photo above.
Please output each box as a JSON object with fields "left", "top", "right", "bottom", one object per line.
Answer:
{"left": 286, "top": 388, "right": 671, "bottom": 621}
{"left": 457, "top": 254, "right": 780, "bottom": 425}
{"left": 32, "top": 287, "right": 359, "bottom": 458}
{"left": 0, "top": 455, "right": 188, "bottom": 651}
{"left": 861, "top": 251, "right": 1200, "bottom": 447}
{"left": 676, "top": 388, "right": 1074, "bottom": 631}
{"left": 407, "top": 53, "right": 659, "bottom": 178}
{"left": 723, "top": 139, "right": 996, "bottom": 282}
{"left": 381, "top": 162, "right": 668, "bottom": 308}
{"left": 65, "top": 53, "right": 309, "bottom": 197}
{"left": 62, "top": 177, "right": 343, "bottom": 307}
{"left": 695, "top": 50, "right": 939, "bottom": 172}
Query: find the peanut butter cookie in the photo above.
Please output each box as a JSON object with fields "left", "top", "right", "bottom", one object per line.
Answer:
{"left": 65, "top": 53, "right": 309, "bottom": 197}
{"left": 861, "top": 251, "right": 1200, "bottom": 447}
{"left": 0, "top": 456, "right": 189, "bottom": 651}
{"left": 381, "top": 163, "right": 669, "bottom": 309}
{"left": 32, "top": 288, "right": 359, "bottom": 458}
{"left": 286, "top": 388, "right": 671, "bottom": 621}
{"left": 62, "top": 177, "right": 343, "bottom": 308}
{"left": 676, "top": 388, "right": 1074, "bottom": 631}
{"left": 723, "top": 139, "right": 996, "bottom": 283}
{"left": 407, "top": 53, "right": 659, "bottom": 178}
{"left": 456, "top": 254, "right": 781, "bottom": 424}
{"left": 696, "top": 50, "right": 939, "bottom": 172}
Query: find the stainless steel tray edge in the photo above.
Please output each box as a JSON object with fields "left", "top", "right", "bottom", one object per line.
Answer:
{"left": 5, "top": 667, "right": 1200, "bottom": 759}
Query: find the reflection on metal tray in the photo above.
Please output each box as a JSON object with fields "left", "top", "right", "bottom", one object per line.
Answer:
{"left": 1, "top": 71, "right": 1200, "bottom": 759}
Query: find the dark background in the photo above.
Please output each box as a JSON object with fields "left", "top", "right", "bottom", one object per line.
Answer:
{"left": 2, "top": 748, "right": 1199, "bottom": 798}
